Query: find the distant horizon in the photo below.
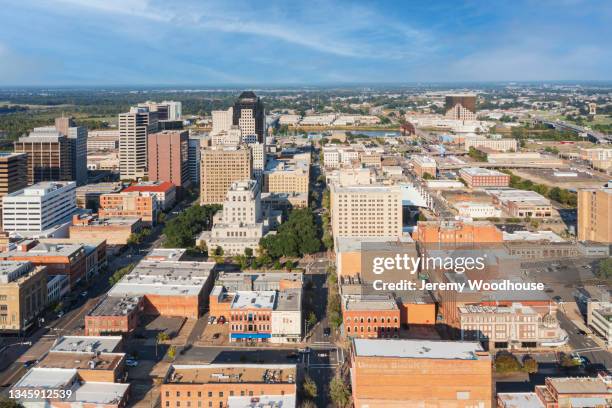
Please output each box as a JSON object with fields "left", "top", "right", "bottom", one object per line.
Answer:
{"left": 1, "top": 79, "right": 612, "bottom": 91}
{"left": 1, "top": 1, "right": 611, "bottom": 86}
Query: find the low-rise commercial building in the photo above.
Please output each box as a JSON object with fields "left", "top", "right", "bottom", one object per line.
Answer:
{"left": 75, "top": 182, "right": 123, "bottom": 210}
{"left": 342, "top": 295, "right": 400, "bottom": 338}
{"left": 0, "top": 240, "right": 87, "bottom": 288}
{"left": 412, "top": 220, "right": 503, "bottom": 244}
{"left": 411, "top": 155, "right": 437, "bottom": 178}
{"left": 70, "top": 214, "right": 142, "bottom": 246}
{"left": 85, "top": 294, "right": 144, "bottom": 336}
{"left": 459, "top": 303, "right": 568, "bottom": 349}
{"left": 123, "top": 181, "right": 177, "bottom": 211}
{"left": 0, "top": 261, "right": 47, "bottom": 333}
{"left": 161, "top": 364, "right": 297, "bottom": 408}
{"left": 99, "top": 191, "right": 158, "bottom": 226}
{"left": 487, "top": 189, "right": 554, "bottom": 218}
{"left": 350, "top": 338, "right": 493, "bottom": 408}
{"left": 108, "top": 259, "right": 216, "bottom": 319}
{"left": 464, "top": 136, "right": 518, "bottom": 152}
{"left": 454, "top": 202, "right": 502, "bottom": 218}
{"left": 459, "top": 167, "right": 510, "bottom": 188}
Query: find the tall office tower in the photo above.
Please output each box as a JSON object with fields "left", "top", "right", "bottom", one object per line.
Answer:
{"left": 138, "top": 101, "right": 182, "bottom": 121}
{"left": 250, "top": 142, "right": 265, "bottom": 181}
{"left": 147, "top": 130, "right": 190, "bottom": 189}
{"left": 0, "top": 152, "right": 28, "bottom": 222}
{"left": 211, "top": 107, "right": 233, "bottom": 135}
{"left": 330, "top": 184, "right": 403, "bottom": 239}
{"left": 578, "top": 187, "right": 612, "bottom": 243}
{"left": 232, "top": 91, "right": 265, "bottom": 143}
{"left": 14, "top": 128, "right": 72, "bottom": 185}
{"left": 55, "top": 117, "right": 88, "bottom": 186}
{"left": 200, "top": 145, "right": 252, "bottom": 205}
{"left": 2, "top": 181, "right": 77, "bottom": 233}
{"left": 119, "top": 107, "right": 158, "bottom": 180}
{"left": 188, "top": 135, "right": 203, "bottom": 185}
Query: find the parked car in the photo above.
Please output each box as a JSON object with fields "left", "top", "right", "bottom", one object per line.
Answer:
{"left": 323, "top": 327, "right": 331, "bottom": 337}
{"left": 212, "top": 333, "right": 220, "bottom": 340}
{"left": 298, "top": 347, "right": 311, "bottom": 354}
{"left": 125, "top": 359, "right": 139, "bottom": 367}
{"left": 23, "top": 360, "right": 37, "bottom": 369}
{"left": 208, "top": 316, "right": 216, "bottom": 324}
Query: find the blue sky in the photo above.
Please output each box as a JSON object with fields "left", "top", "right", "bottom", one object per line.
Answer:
{"left": 0, "top": 0, "right": 611, "bottom": 85}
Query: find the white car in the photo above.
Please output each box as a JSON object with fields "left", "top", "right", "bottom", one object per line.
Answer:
{"left": 125, "top": 359, "right": 138, "bottom": 367}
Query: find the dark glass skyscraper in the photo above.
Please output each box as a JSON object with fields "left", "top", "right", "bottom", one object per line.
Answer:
{"left": 232, "top": 91, "right": 265, "bottom": 143}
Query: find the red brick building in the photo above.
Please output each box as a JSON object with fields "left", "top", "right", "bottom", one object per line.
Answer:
{"left": 341, "top": 295, "right": 400, "bottom": 338}
{"left": 85, "top": 295, "right": 143, "bottom": 336}
{"left": 147, "top": 131, "right": 190, "bottom": 190}
{"left": 459, "top": 167, "right": 510, "bottom": 188}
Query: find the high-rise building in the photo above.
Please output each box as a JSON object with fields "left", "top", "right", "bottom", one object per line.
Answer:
{"left": 445, "top": 94, "right": 477, "bottom": 113}
{"left": 578, "top": 187, "right": 612, "bottom": 243}
{"left": 187, "top": 136, "right": 203, "bottom": 185}
{"left": 0, "top": 261, "right": 47, "bottom": 333}
{"left": 55, "top": 117, "right": 88, "bottom": 186}
{"left": 119, "top": 107, "right": 158, "bottom": 180}
{"left": 147, "top": 130, "right": 190, "bottom": 189}
{"left": 211, "top": 107, "right": 233, "bottom": 135}
{"left": 0, "top": 152, "right": 28, "bottom": 222}
{"left": 138, "top": 100, "right": 182, "bottom": 120}
{"left": 200, "top": 145, "right": 252, "bottom": 205}
{"left": 14, "top": 128, "right": 72, "bottom": 185}
{"left": 2, "top": 182, "right": 77, "bottom": 233}
{"left": 330, "top": 184, "right": 403, "bottom": 239}
{"left": 350, "top": 338, "right": 493, "bottom": 407}
{"left": 232, "top": 91, "right": 265, "bottom": 143}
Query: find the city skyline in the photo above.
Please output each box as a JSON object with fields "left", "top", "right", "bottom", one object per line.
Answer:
{"left": 1, "top": 0, "right": 611, "bottom": 86}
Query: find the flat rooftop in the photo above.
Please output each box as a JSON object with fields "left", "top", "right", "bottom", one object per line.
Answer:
{"left": 460, "top": 167, "right": 507, "bottom": 176}
{"left": 13, "top": 368, "right": 77, "bottom": 389}
{"left": 353, "top": 338, "right": 485, "bottom": 360}
{"left": 38, "top": 352, "right": 124, "bottom": 371}
{"left": 6, "top": 181, "right": 74, "bottom": 197}
{"left": 496, "top": 393, "right": 543, "bottom": 408}
{"left": 231, "top": 291, "right": 276, "bottom": 310}
{"left": 335, "top": 235, "right": 414, "bottom": 253}
{"left": 486, "top": 188, "right": 551, "bottom": 205}
{"left": 72, "top": 382, "right": 130, "bottom": 404}
{"left": 549, "top": 377, "right": 611, "bottom": 394}
{"left": 76, "top": 183, "right": 123, "bottom": 194}
{"left": 0, "top": 242, "right": 84, "bottom": 258}
{"left": 109, "top": 260, "right": 214, "bottom": 297}
{"left": 503, "top": 230, "right": 565, "bottom": 242}
{"left": 167, "top": 364, "right": 297, "bottom": 385}
{"left": 88, "top": 295, "right": 142, "bottom": 317}
{"left": 344, "top": 295, "right": 398, "bottom": 311}
{"left": 52, "top": 336, "right": 123, "bottom": 353}
{"left": 145, "top": 248, "right": 186, "bottom": 261}
{"left": 275, "top": 289, "right": 302, "bottom": 311}
{"left": 227, "top": 395, "right": 296, "bottom": 408}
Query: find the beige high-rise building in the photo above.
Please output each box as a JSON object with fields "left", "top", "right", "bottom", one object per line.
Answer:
{"left": 578, "top": 187, "right": 612, "bottom": 243}
{"left": 200, "top": 145, "right": 252, "bottom": 205}
{"left": 119, "top": 107, "right": 158, "bottom": 180}
{"left": 330, "top": 184, "right": 402, "bottom": 239}
{"left": 0, "top": 261, "right": 47, "bottom": 333}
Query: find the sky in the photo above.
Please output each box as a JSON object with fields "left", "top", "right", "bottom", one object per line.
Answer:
{"left": 0, "top": 0, "right": 611, "bottom": 86}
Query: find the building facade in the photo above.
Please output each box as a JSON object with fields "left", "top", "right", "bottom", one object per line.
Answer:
{"left": 232, "top": 91, "right": 265, "bottom": 143}
{"left": 119, "top": 107, "right": 158, "bottom": 180}
{"left": 147, "top": 130, "right": 190, "bottom": 189}
{"left": 14, "top": 129, "right": 72, "bottom": 185}
{"left": 578, "top": 187, "right": 612, "bottom": 243}
{"left": 200, "top": 145, "right": 252, "bottom": 205}
{"left": 0, "top": 261, "right": 47, "bottom": 333}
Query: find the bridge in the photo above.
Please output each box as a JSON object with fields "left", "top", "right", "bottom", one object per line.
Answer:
{"left": 534, "top": 117, "right": 611, "bottom": 144}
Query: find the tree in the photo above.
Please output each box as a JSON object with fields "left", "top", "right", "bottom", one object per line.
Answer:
{"left": 596, "top": 258, "right": 612, "bottom": 280}
{"left": 163, "top": 204, "right": 221, "bottom": 248}
{"left": 494, "top": 352, "right": 522, "bottom": 373}
{"left": 0, "top": 397, "right": 25, "bottom": 408}
{"left": 307, "top": 311, "right": 317, "bottom": 328}
{"left": 329, "top": 376, "right": 351, "bottom": 408}
{"left": 244, "top": 247, "right": 253, "bottom": 258}
{"left": 522, "top": 356, "right": 538, "bottom": 373}
{"left": 303, "top": 375, "right": 318, "bottom": 399}
{"left": 259, "top": 208, "right": 322, "bottom": 259}
{"left": 167, "top": 345, "right": 177, "bottom": 360}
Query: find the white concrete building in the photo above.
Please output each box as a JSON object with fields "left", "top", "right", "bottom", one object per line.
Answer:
{"left": 211, "top": 108, "right": 233, "bottom": 135}
{"left": 454, "top": 202, "right": 502, "bottom": 218}
{"left": 198, "top": 179, "right": 274, "bottom": 255}
{"left": 3, "top": 182, "right": 77, "bottom": 233}
{"left": 119, "top": 107, "right": 158, "bottom": 180}
{"left": 250, "top": 142, "right": 265, "bottom": 180}
{"left": 271, "top": 289, "right": 302, "bottom": 343}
